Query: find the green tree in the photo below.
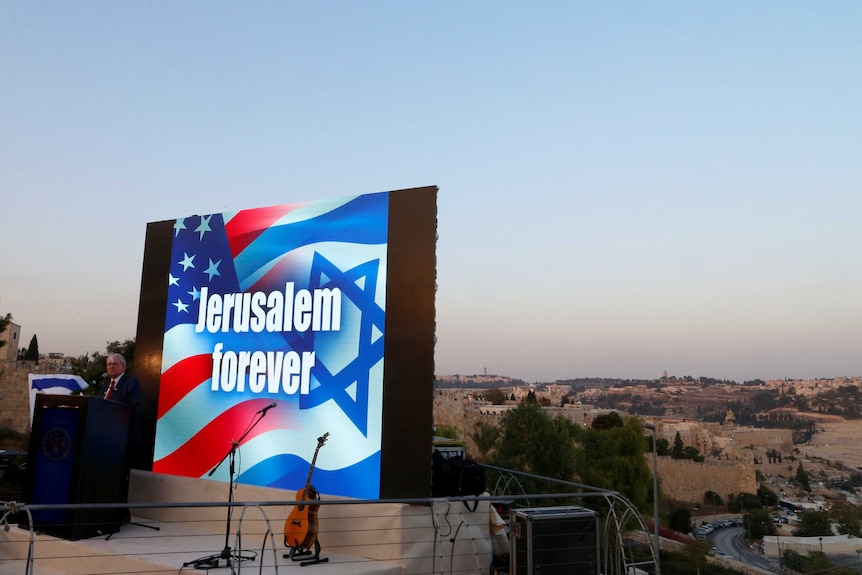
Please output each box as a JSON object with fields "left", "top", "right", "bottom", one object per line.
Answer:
{"left": 794, "top": 510, "right": 833, "bottom": 537}
{"left": 729, "top": 492, "right": 763, "bottom": 514}
{"left": 726, "top": 492, "right": 740, "bottom": 512}
{"left": 668, "top": 505, "right": 692, "bottom": 534}
{"left": 671, "top": 432, "right": 685, "bottom": 459}
{"left": 434, "top": 425, "right": 460, "bottom": 440}
{"left": 0, "top": 312, "right": 11, "bottom": 351}
{"left": 573, "top": 416, "right": 652, "bottom": 509}
{"left": 781, "top": 549, "right": 837, "bottom": 574}
{"left": 655, "top": 437, "right": 671, "bottom": 456}
{"left": 483, "top": 388, "right": 508, "bottom": 405}
{"left": 682, "top": 446, "right": 703, "bottom": 461}
{"left": 838, "top": 516, "right": 862, "bottom": 538}
{"left": 744, "top": 508, "right": 775, "bottom": 540}
{"left": 25, "top": 334, "right": 39, "bottom": 361}
{"left": 795, "top": 462, "right": 812, "bottom": 492}
{"left": 469, "top": 422, "right": 500, "bottom": 463}
{"left": 738, "top": 491, "right": 763, "bottom": 511}
{"left": 70, "top": 339, "right": 136, "bottom": 390}
{"left": 757, "top": 484, "right": 778, "bottom": 507}
{"left": 831, "top": 501, "right": 862, "bottom": 538}
{"left": 704, "top": 490, "right": 723, "bottom": 508}
{"left": 672, "top": 539, "right": 712, "bottom": 575}
{"left": 493, "top": 402, "right": 578, "bottom": 493}
{"left": 782, "top": 549, "right": 807, "bottom": 572}
{"left": 591, "top": 411, "right": 623, "bottom": 430}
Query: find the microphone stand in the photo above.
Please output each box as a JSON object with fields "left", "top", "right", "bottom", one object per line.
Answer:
{"left": 186, "top": 406, "right": 272, "bottom": 571}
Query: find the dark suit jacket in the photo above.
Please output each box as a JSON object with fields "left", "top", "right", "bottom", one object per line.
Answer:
{"left": 100, "top": 372, "right": 142, "bottom": 407}
{"left": 100, "top": 372, "right": 144, "bottom": 447}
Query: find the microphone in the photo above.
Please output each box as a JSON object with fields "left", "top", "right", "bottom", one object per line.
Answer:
{"left": 259, "top": 402, "right": 277, "bottom": 414}
{"left": 89, "top": 372, "right": 109, "bottom": 388}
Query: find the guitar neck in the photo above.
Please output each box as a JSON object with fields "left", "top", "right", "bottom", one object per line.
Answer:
{"left": 301, "top": 434, "right": 328, "bottom": 492}
{"left": 302, "top": 451, "right": 319, "bottom": 491}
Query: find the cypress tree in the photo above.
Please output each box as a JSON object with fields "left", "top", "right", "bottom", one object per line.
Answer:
{"left": 25, "top": 334, "right": 39, "bottom": 362}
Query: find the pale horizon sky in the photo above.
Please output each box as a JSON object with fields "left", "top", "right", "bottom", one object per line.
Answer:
{"left": 2, "top": 3, "right": 860, "bottom": 384}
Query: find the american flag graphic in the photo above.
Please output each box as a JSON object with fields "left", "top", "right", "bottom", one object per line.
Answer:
{"left": 153, "top": 192, "right": 389, "bottom": 499}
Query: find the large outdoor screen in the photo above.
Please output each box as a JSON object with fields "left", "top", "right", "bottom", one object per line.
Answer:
{"left": 134, "top": 187, "right": 437, "bottom": 500}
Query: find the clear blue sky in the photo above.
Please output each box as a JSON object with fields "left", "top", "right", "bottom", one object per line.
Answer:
{"left": 2, "top": 2, "right": 860, "bottom": 383}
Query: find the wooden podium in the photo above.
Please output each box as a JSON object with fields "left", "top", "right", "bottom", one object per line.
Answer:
{"left": 23, "top": 394, "right": 131, "bottom": 540}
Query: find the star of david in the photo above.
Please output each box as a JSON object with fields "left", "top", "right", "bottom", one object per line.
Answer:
{"left": 295, "top": 253, "right": 384, "bottom": 437}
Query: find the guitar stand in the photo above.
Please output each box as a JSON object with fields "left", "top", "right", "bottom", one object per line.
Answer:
{"left": 284, "top": 539, "right": 328, "bottom": 566}
{"left": 131, "top": 521, "right": 160, "bottom": 531}
{"left": 105, "top": 521, "right": 160, "bottom": 540}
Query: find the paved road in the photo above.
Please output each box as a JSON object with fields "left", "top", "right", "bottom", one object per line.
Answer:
{"left": 826, "top": 552, "right": 862, "bottom": 573}
{"left": 709, "top": 526, "right": 862, "bottom": 574}
{"left": 710, "top": 526, "right": 777, "bottom": 572}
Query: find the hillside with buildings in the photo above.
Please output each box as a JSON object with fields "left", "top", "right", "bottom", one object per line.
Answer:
{"left": 433, "top": 374, "right": 862, "bottom": 508}
{"left": 572, "top": 376, "right": 862, "bottom": 420}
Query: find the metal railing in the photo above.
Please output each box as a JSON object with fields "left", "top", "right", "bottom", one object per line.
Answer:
{"left": 0, "top": 466, "right": 659, "bottom": 575}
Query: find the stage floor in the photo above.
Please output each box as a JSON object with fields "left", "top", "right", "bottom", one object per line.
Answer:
{"left": 1, "top": 470, "right": 493, "bottom": 575}
{"left": 0, "top": 513, "right": 404, "bottom": 575}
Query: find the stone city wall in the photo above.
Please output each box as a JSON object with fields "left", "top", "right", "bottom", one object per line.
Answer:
{"left": 764, "top": 534, "right": 862, "bottom": 556}
{"left": 754, "top": 460, "right": 801, "bottom": 480}
{"left": 433, "top": 389, "right": 607, "bottom": 460}
{"left": 0, "top": 360, "right": 36, "bottom": 444}
{"left": 433, "top": 389, "right": 502, "bottom": 460}
{"left": 434, "top": 389, "right": 774, "bottom": 503}
{"left": 653, "top": 456, "right": 756, "bottom": 503}
{"left": 731, "top": 428, "right": 794, "bottom": 452}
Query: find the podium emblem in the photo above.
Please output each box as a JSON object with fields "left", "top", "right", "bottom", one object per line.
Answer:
{"left": 42, "top": 427, "right": 73, "bottom": 462}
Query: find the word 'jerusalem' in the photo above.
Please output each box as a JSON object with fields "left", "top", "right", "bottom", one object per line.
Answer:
{"left": 195, "top": 283, "right": 342, "bottom": 334}
{"left": 196, "top": 282, "right": 342, "bottom": 395}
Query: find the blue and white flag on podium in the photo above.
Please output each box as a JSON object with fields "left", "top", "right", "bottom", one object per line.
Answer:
{"left": 28, "top": 374, "right": 90, "bottom": 426}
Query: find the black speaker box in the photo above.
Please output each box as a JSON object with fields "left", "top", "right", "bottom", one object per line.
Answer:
{"left": 510, "top": 506, "right": 598, "bottom": 575}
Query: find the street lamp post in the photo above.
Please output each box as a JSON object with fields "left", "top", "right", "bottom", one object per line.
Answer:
{"left": 776, "top": 526, "right": 782, "bottom": 571}
{"left": 643, "top": 422, "right": 660, "bottom": 574}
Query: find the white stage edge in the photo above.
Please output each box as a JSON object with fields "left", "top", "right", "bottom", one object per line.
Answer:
{"left": 0, "top": 470, "right": 496, "bottom": 575}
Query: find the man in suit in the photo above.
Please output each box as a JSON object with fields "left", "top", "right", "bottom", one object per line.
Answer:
{"left": 101, "top": 353, "right": 142, "bottom": 406}
{"left": 99, "top": 353, "right": 142, "bottom": 526}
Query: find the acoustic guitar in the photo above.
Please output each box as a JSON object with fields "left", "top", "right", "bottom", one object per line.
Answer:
{"left": 284, "top": 433, "right": 329, "bottom": 550}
